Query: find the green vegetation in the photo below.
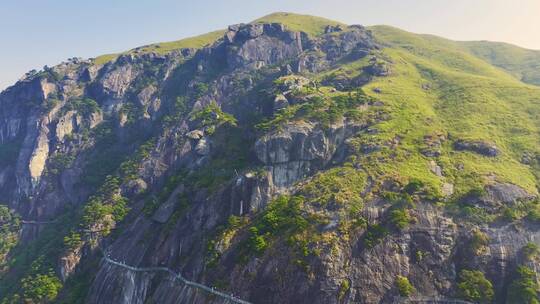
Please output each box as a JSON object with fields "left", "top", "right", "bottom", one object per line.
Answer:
{"left": 37, "top": 66, "right": 62, "bottom": 83}
{"left": 256, "top": 88, "right": 371, "bottom": 131}
{"left": 243, "top": 195, "right": 309, "bottom": 256}
{"left": 20, "top": 272, "right": 62, "bottom": 303}
{"left": 190, "top": 101, "right": 237, "bottom": 134}
{"left": 63, "top": 98, "right": 100, "bottom": 116}
{"left": 0, "top": 205, "right": 20, "bottom": 269}
{"left": 187, "top": 126, "right": 248, "bottom": 192}
{"left": 364, "top": 224, "right": 389, "bottom": 248}
{"left": 162, "top": 95, "right": 190, "bottom": 126}
{"left": 469, "top": 229, "right": 489, "bottom": 255}
{"left": 366, "top": 24, "right": 540, "bottom": 196}
{"left": 300, "top": 167, "right": 366, "bottom": 207}
{"left": 63, "top": 231, "right": 82, "bottom": 252}
{"left": 82, "top": 176, "right": 130, "bottom": 236}
{"left": 396, "top": 275, "right": 415, "bottom": 297}
{"left": 206, "top": 215, "right": 249, "bottom": 268}
{"left": 460, "top": 41, "right": 540, "bottom": 86}
{"left": 523, "top": 242, "right": 540, "bottom": 261}
{"left": 389, "top": 209, "right": 413, "bottom": 230}
{"left": 79, "top": 122, "right": 125, "bottom": 188}
{"left": 119, "top": 139, "right": 156, "bottom": 182}
{"left": 93, "top": 30, "right": 225, "bottom": 65}
{"left": 456, "top": 270, "right": 494, "bottom": 303}
{"left": 338, "top": 279, "right": 350, "bottom": 300}
{"left": 254, "top": 12, "right": 345, "bottom": 37}
{"left": 119, "top": 103, "right": 140, "bottom": 125}
{"left": 93, "top": 12, "right": 345, "bottom": 65}
{"left": 0, "top": 210, "right": 78, "bottom": 303}
{"left": 48, "top": 153, "right": 75, "bottom": 176}
{"left": 507, "top": 266, "right": 539, "bottom": 304}
{"left": 383, "top": 191, "right": 415, "bottom": 230}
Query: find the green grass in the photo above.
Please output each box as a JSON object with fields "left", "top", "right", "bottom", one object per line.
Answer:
{"left": 93, "top": 54, "right": 118, "bottom": 66}
{"left": 132, "top": 30, "right": 225, "bottom": 55}
{"left": 459, "top": 41, "right": 540, "bottom": 86}
{"left": 369, "top": 25, "right": 540, "bottom": 86}
{"left": 348, "top": 25, "right": 540, "bottom": 194}
{"left": 93, "top": 30, "right": 225, "bottom": 65}
{"left": 253, "top": 12, "right": 345, "bottom": 36}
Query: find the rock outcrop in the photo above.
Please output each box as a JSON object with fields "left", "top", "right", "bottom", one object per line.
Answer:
{"left": 454, "top": 139, "right": 500, "bottom": 157}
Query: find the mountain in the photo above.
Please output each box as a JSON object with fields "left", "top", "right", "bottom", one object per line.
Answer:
{"left": 0, "top": 12, "right": 539, "bottom": 304}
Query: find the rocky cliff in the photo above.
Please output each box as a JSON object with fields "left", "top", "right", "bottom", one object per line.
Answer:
{"left": 0, "top": 12, "right": 539, "bottom": 304}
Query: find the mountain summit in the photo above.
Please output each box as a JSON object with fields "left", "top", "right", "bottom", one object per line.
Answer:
{"left": 0, "top": 12, "right": 539, "bottom": 304}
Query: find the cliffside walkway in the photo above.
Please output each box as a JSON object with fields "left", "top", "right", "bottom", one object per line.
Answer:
{"left": 20, "top": 219, "right": 57, "bottom": 225}
{"left": 393, "top": 296, "right": 474, "bottom": 304}
{"left": 101, "top": 251, "right": 252, "bottom": 304}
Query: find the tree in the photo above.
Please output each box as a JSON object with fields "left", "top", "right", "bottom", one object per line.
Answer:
{"left": 507, "top": 266, "right": 539, "bottom": 304}
{"left": 21, "top": 273, "right": 62, "bottom": 303}
{"left": 456, "top": 270, "right": 494, "bottom": 303}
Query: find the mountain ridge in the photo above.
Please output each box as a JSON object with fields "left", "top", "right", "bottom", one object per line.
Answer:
{"left": 0, "top": 12, "right": 539, "bottom": 304}
{"left": 86, "top": 12, "right": 540, "bottom": 87}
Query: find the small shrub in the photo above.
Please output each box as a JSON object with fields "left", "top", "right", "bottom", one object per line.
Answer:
{"left": 190, "top": 101, "right": 237, "bottom": 130}
{"left": 0, "top": 205, "right": 20, "bottom": 260}
{"left": 470, "top": 229, "right": 489, "bottom": 255}
{"left": 193, "top": 83, "right": 209, "bottom": 99}
{"left": 503, "top": 207, "right": 519, "bottom": 221}
{"left": 523, "top": 242, "right": 540, "bottom": 261}
{"left": 506, "top": 266, "right": 539, "bottom": 304}
{"left": 63, "top": 231, "right": 82, "bottom": 252}
{"left": 241, "top": 195, "right": 310, "bottom": 258}
{"left": 456, "top": 269, "right": 494, "bottom": 303}
{"left": 461, "top": 206, "right": 494, "bottom": 224}
{"left": 396, "top": 275, "right": 415, "bottom": 296}
{"left": 48, "top": 153, "right": 75, "bottom": 175}
{"left": 389, "top": 208, "right": 412, "bottom": 230}
{"left": 338, "top": 279, "right": 351, "bottom": 300}
{"left": 404, "top": 178, "right": 424, "bottom": 194}
{"left": 81, "top": 176, "right": 130, "bottom": 235}
{"left": 64, "top": 97, "right": 100, "bottom": 117}
{"left": 364, "top": 224, "right": 389, "bottom": 248}
{"left": 527, "top": 207, "right": 540, "bottom": 223}
{"left": 247, "top": 227, "right": 268, "bottom": 254}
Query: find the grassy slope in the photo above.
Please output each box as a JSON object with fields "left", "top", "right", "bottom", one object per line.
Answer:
{"left": 253, "top": 12, "right": 345, "bottom": 36}
{"left": 94, "top": 30, "right": 225, "bottom": 65}
{"left": 459, "top": 41, "right": 540, "bottom": 86}
{"left": 363, "top": 25, "right": 540, "bottom": 193}
{"left": 94, "top": 15, "right": 540, "bottom": 194}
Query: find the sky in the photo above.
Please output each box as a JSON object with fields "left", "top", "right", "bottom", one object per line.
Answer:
{"left": 1, "top": 0, "right": 540, "bottom": 90}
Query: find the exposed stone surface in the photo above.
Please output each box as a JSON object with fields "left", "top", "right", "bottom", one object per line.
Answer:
{"left": 194, "top": 137, "right": 211, "bottom": 156}
{"left": 185, "top": 129, "right": 204, "bottom": 140}
{"left": 454, "top": 139, "right": 500, "bottom": 157}
{"left": 255, "top": 121, "right": 364, "bottom": 188}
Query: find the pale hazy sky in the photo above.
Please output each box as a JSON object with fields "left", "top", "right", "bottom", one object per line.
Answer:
{"left": 1, "top": 0, "right": 539, "bottom": 90}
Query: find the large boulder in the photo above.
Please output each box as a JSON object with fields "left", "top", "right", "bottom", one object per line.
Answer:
{"left": 454, "top": 139, "right": 500, "bottom": 157}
